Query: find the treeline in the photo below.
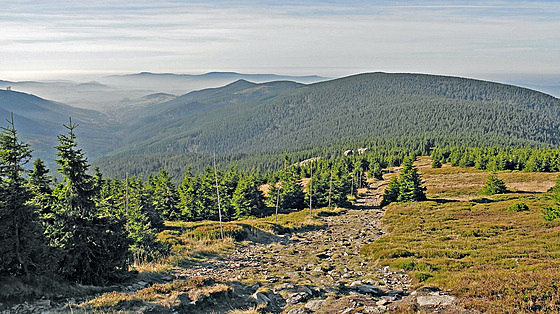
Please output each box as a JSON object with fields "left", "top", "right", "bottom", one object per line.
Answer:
{"left": 94, "top": 137, "right": 428, "bottom": 184}
{"left": 432, "top": 146, "right": 560, "bottom": 172}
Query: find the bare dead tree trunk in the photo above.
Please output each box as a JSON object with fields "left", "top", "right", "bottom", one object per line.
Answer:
{"left": 213, "top": 154, "right": 224, "bottom": 240}
{"left": 125, "top": 172, "right": 129, "bottom": 231}
{"left": 350, "top": 173, "right": 354, "bottom": 198}
{"left": 275, "top": 187, "right": 280, "bottom": 222}
{"left": 309, "top": 160, "right": 313, "bottom": 220}
{"left": 328, "top": 163, "right": 333, "bottom": 209}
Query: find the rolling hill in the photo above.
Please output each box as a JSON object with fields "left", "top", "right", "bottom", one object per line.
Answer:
{"left": 0, "top": 89, "right": 117, "bottom": 165}
{"left": 114, "top": 73, "right": 560, "bottom": 153}
{"left": 2, "top": 72, "right": 560, "bottom": 179}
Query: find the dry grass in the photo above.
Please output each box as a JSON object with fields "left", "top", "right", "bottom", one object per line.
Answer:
{"left": 134, "top": 236, "right": 235, "bottom": 273}
{"left": 80, "top": 276, "right": 230, "bottom": 311}
{"left": 419, "top": 160, "right": 558, "bottom": 201}
{"left": 362, "top": 162, "right": 560, "bottom": 313}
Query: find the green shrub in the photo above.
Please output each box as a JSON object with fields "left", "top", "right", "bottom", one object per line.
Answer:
{"left": 415, "top": 272, "right": 433, "bottom": 282}
{"left": 507, "top": 202, "right": 529, "bottom": 212}
{"left": 185, "top": 224, "right": 248, "bottom": 241}
{"left": 542, "top": 206, "right": 560, "bottom": 221}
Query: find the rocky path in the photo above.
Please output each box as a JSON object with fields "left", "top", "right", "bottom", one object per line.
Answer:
{"left": 165, "top": 180, "right": 472, "bottom": 313}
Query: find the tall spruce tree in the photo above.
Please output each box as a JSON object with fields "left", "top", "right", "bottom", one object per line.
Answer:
{"left": 381, "top": 156, "right": 426, "bottom": 206}
{"left": 278, "top": 165, "right": 305, "bottom": 210}
{"left": 232, "top": 174, "right": 264, "bottom": 219}
{"left": 0, "top": 116, "right": 48, "bottom": 276}
{"left": 397, "top": 156, "right": 426, "bottom": 202}
{"left": 28, "top": 158, "right": 55, "bottom": 218}
{"left": 147, "top": 169, "right": 179, "bottom": 221}
{"left": 51, "top": 118, "right": 130, "bottom": 284}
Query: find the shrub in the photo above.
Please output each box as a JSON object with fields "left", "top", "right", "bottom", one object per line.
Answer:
{"left": 507, "top": 202, "right": 529, "bottom": 212}
{"left": 542, "top": 206, "right": 560, "bottom": 221}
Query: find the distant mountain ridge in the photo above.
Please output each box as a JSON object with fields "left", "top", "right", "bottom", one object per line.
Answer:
{"left": 112, "top": 71, "right": 327, "bottom": 82}
{"left": 109, "top": 72, "right": 560, "bottom": 159}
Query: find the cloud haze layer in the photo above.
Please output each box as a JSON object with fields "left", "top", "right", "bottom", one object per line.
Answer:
{"left": 1, "top": 0, "right": 559, "bottom": 81}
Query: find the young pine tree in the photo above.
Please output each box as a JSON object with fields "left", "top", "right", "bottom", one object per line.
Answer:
{"left": 51, "top": 119, "right": 130, "bottom": 284}
{"left": 0, "top": 116, "right": 48, "bottom": 276}
{"left": 482, "top": 172, "right": 507, "bottom": 195}
{"left": 397, "top": 156, "right": 426, "bottom": 202}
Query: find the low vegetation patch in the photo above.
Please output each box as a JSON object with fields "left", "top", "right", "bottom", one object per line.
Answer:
{"left": 81, "top": 276, "right": 228, "bottom": 311}
{"left": 362, "top": 165, "right": 560, "bottom": 312}
{"left": 136, "top": 208, "right": 331, "bottom": 273}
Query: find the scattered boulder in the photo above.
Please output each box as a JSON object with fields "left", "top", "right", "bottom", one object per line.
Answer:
{"left": 287, "top": 308, "right": 309, "bottom": 314}
{"left": 250, "top": 292, "right": 271, "bottom": 306}
{"left": 305, "top": 299, "right": 326, "bottom": 311}
{"left": 417, "top": 293, "right": 456, "bottom": 306}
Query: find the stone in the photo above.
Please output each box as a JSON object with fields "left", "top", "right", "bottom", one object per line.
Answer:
{"left": 287, "top": 308, "right": 309, "bottom": 314}
{"left": 377, "top": 299, "right": 388, "bottom": 306}
{"left": 305, "top": 299, "right": 326, "bottom": 311}
{"left": 274, "top": 282, "right": 294, "bottom": 292}
{"left": 250, "top": 292, "right": 271, "bottom": 305}
{"left": 286, "top": 293, "right": 305, "bottom": 304}
{"left": 416, "top": 294, "right": 456, "bottom": 306}
{"left": 162, "top": 275, "right": 173, "bottom": 281}
{"left": 349, "top": 280, "right": 362, "bottom": 287}
{"left": 298, "top": 285, "right": 313, "bottom": 296}
{"left": 350, "top": 284, "right": 383, "bottom": 296}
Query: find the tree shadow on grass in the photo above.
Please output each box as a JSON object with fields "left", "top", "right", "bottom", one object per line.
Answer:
{"left": 428, "top": 198, "right": 460, "bottom": 204}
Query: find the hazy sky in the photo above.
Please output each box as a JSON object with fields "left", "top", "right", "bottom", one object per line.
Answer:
{"left": 1, "top": 0, "right": 559, "bottom": 81}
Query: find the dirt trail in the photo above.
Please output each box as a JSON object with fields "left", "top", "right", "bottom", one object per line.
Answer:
{"left": 167, "top": 179, "right": 424, "bottom": 313}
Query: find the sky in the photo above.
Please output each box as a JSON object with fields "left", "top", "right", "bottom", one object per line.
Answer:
{"left": 1, "top": 0, "right": 559, "bottom": 83}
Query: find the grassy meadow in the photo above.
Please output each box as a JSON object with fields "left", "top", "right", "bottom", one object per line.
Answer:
{"left": 362, "top": 158, "right": 560, "bottom": 313}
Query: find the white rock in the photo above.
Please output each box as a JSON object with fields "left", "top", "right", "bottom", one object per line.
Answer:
{"left": 417, "top": 294, "right": 456, "bottom": 306}
{"left": 305, "top": 299, "right": 325, "bottom": 311}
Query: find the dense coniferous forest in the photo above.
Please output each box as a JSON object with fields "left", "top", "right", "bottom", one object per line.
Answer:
{"left": 93, "top": 73, "right": 560, "bottom": 180}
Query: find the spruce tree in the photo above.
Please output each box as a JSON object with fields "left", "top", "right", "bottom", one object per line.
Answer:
{"left": 28, "top": 158, "right": 55, "bottom": 217}
{"left": 148, "top": 169, "right": 179, "bottom": 221}
{"left": 51, "top": 119, "right": 130, "bottom": 284}
{"left": 397, "top": 156, "right": 426, "bottom": 202}
{"left": 381, "top": 156, "right": 426, "bottom": 206}
{"left": 381, "top": 176, "right": 399, "bottom": 206}
{"left": 232, "top": 174, "right": 264, "bottom": 219}
{"left": 278, "top": 166, "right": 305, "bottom": 210}
{"left": 178, "top": 167, "right": 197, "bottom": 221}
{"left": 482, "top": 172, "right": 507, "bottom": 195}
{"left": 0, "top": 116, "right": 48, "bottom": 276}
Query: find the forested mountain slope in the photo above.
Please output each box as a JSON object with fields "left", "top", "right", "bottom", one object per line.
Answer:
{"left": 114, "top": 72, "right": 560, "bottom": 156}
{"left": 116, "top": 80, "right": 303, "bottom": 154}
{"left": 0, "top": 89, "right": 116, "bottom": 160}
